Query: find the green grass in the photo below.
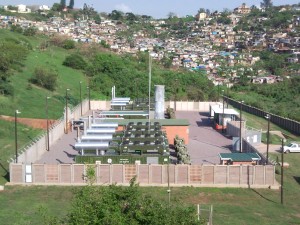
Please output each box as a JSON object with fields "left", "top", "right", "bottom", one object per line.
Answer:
{"left": 231, "top": 105, "right": 300, "bottom": 143}
{"left": 0, "top": 120, "right": 42, "bottom": 184}
{"left": 1, "top": 153, "right": 300, "bottom": 224}
{"left": 2, "top": 45, "right": 88, "bottom": 119}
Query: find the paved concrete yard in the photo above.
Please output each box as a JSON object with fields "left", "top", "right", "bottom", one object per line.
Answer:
{"left": 37, "top": 130, "right": 79, "bottom": 164}
{"left": 176, "top": 111, "right": 232, "bottom": 165}
{"left": 37, "top": 111, "right": 233, "bottom": 165}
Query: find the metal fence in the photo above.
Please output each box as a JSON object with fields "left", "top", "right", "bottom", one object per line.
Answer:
{"left": 10, "top": 163, "right": 277, "bottom": 188}
{"left": 225, "top": 97, "right": 300, "bottom": 135}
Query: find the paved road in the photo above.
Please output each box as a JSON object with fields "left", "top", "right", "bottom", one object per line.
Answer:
{"left": 176, "top": 111, "right": 232, "bottom": 165}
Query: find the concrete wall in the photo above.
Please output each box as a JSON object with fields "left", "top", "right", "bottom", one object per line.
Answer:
{"left": 166, "top": 101, "right": 218, "bottom": 112}
{"left": 9, "top": 163, "right": 277, "bottom": 188}
{"left": 91, "top": 100, "right": 110, "bottom": 110}
{"left": 16, "top": 100, "right": 90, "bottom": 164}
{"left": 88, "top": 100, "right": 218, "bottom": 112}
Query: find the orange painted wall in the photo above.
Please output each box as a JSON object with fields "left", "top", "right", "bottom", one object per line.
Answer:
{"left": 162, "top": 126, "right": 189, "bottom": 145}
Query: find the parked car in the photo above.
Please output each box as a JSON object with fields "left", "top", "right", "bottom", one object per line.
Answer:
{"left": 282, "top": 142, "right": 300, "bottom": 153}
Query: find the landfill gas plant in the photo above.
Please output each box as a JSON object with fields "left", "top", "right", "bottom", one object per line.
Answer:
{"left": 74, "top": 120, "right": 169, "bottom": 164}
{"left": 74, "top": 86, "right": 169, "bottom": 164}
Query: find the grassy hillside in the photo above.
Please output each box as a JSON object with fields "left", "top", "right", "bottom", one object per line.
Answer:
{"left": 0, "top": 29, "right": 90, "bottom": 119}
{"left": 0, "top": 29, "right": 91, "bottom": 184}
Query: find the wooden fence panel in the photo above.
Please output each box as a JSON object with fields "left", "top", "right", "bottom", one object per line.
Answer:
{"left": 138, "top": 165, "right": 149, "bottom": 183}
{"left": 10, "top": 164, "right": 23, "bottom": 183}
{"left": 177, "top": 165, "right": 189, "bottom": 184}
{"left": 228, "top": 166, "right": 240, "bottom": 184}
{"left": 60, "top": 165, "right": 72, "bottom": 183}
{"left": 189, "top": 165, "right": 202, "bottom": 184}
{"left": 32, "top": 164, "right": 45, "bottom": 183}
{"left": 45, "top": 165, "right": 59, "bottom": 183}
{"left": 73, "top": 164, "right": 85, "bottom": 183}
{"left": 151, "top": 165, "right": 162, "bottom": 184}
{"left": 202, "top": 166, "right": 214, "bottom": 184}
{"left": 98, "top": 165, "right": 110, "bottom": 184}
{"left": 214, "top": 166, "right": 227, "bottom": 184}
{"left": 112, "top": 165, "right": 123, "bottom": 183}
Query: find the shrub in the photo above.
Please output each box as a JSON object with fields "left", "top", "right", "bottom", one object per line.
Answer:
{"left": 62, "top": 39, "right": 76, "bottom": 49}
{"left": 30, "top": 67, "right": 58, "bottom": 91}
{"left": 23, "top": 27, "right": 37, "bottom": 36}
{"left": 63, "top": 54, "right": 87, "bottom": 70}
{"left": 0, "top": 81, "right": 14, "bottom": 96}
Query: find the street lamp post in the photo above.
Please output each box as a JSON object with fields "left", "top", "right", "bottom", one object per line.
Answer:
{"left": 167, "top": 157, "right": 171, "bottom": 204}
{"left": 226, "top": 83, "right": 229, "bottom": 108}
{"left": 79, "top": 81, "right": 82, "bottom": 116}
{"left": 46, "top": 97, "right": 50, "bottom": 151}
{"left": 281, "top": 138, "right": 285, "bottom": 205}
{"left": 239, "top": 101, "right": 244, "bottom": 153}
{"left": 265, "top": 114, "right": 271, "bottom": 164}
{"left": 87, "top": 86, "right": 91, "bottom": 110}
{"left": 222, "top": 90, "right": 225, "bottom": 133}
{"left": 217, "top": 83, "right": 220, "bottom": 101}
{"left": 148, "top": 53, "right": 152, "bottom": 130}
{"left": 65, "top": 89, "right": 70, "bottom": 134}
{"left": 15, "top": 110, "right": 21, "bottom": 163}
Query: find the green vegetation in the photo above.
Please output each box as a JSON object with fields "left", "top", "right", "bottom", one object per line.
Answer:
{"left": 1, "top": 153, "right": 300, "bottom": 224}
{"left": 231, "top": 77, "right": 300, "bottom": 121}
{"left": 0, "top": 29, "right": 89, "bottom": 119}
{"left": 86, "top": 52, "right": 217, "bottom": 101}
{"left": 30, "top": 67, "right": 58, "bottom": 91}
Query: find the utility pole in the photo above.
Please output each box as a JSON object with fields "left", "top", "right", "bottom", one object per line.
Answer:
{"left": 46, "top": 96, "right": 50, "bottom": 151}
{"left": 265, "top": 114, "right": 271, "bottom": 164}
{"left": 281, "top": 138, "right": 285, "bottom": 205}
{"left": 239, "top": 101, "right": 244, "bottom": 152}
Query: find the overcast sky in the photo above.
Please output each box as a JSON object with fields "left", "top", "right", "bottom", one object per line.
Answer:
{"left": 2, "top": 0, "right": 299, "bottom": 18}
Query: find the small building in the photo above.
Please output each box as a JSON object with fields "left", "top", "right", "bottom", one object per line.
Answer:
{"left": 219, "top": 153, "right": 261, "bottom": 165}
{"left": 210, "top": 104, "right": 239, "bottom": 130}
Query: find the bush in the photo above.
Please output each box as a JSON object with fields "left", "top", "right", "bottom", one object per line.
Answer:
{"left": 62, "top": 39, "right": 75, "bottom": 49}
{"left": 29, "top": 67, "right": 58, "bottom": 91}
{"left": 23, "top": 27, "right": 37, "bottom": 36}
{"left": 63, "top": 54, "right": 87, "bottom": 69}
{"left": 0, "top": 81, "right": 14, "bottom": 96}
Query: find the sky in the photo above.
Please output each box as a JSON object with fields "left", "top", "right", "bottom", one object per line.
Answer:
{"left": 2, "top": 0, "right": 299, "bottom": 18}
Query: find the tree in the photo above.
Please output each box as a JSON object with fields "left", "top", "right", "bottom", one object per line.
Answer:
{"left": 198, "top": 8, "right": 206, "bottom": 13}
{"left": 60, "top": 0, "right": 66, "bottom": 9}
{"left": 51, "top": 3, "right": 61, "bottom": 11}
{"left": 109, "top": 10, "right": 124, "bottom": 20}
{"left": 126, "top": 12, "right": 137, "bottom": 23}
{"left": 68, "top": 0, "right": 74, "bottom": 9}
{"left": 261, "top": 0, "right": 273, "bottom": 9}
{"left": 167, "top": 12, "right": 177, "bottom": 19}
{"left": 66, "top": 177, "right": 200, "bottom": 225}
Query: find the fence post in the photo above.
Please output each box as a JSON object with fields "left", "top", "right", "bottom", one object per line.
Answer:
{"left": 253, "top": 166, "right": 256, "bottom": 185}
{"left": 187, "top": 165, "right": 190, "bottom": 184}
{"left": 123, "top": 164, "right": 125, "bottom": 184}
{"left": 239, "top": 165, "right": 242, "bottom": 185}
{"left": 109, "top": 164, "right": 113, "bottom": 184}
